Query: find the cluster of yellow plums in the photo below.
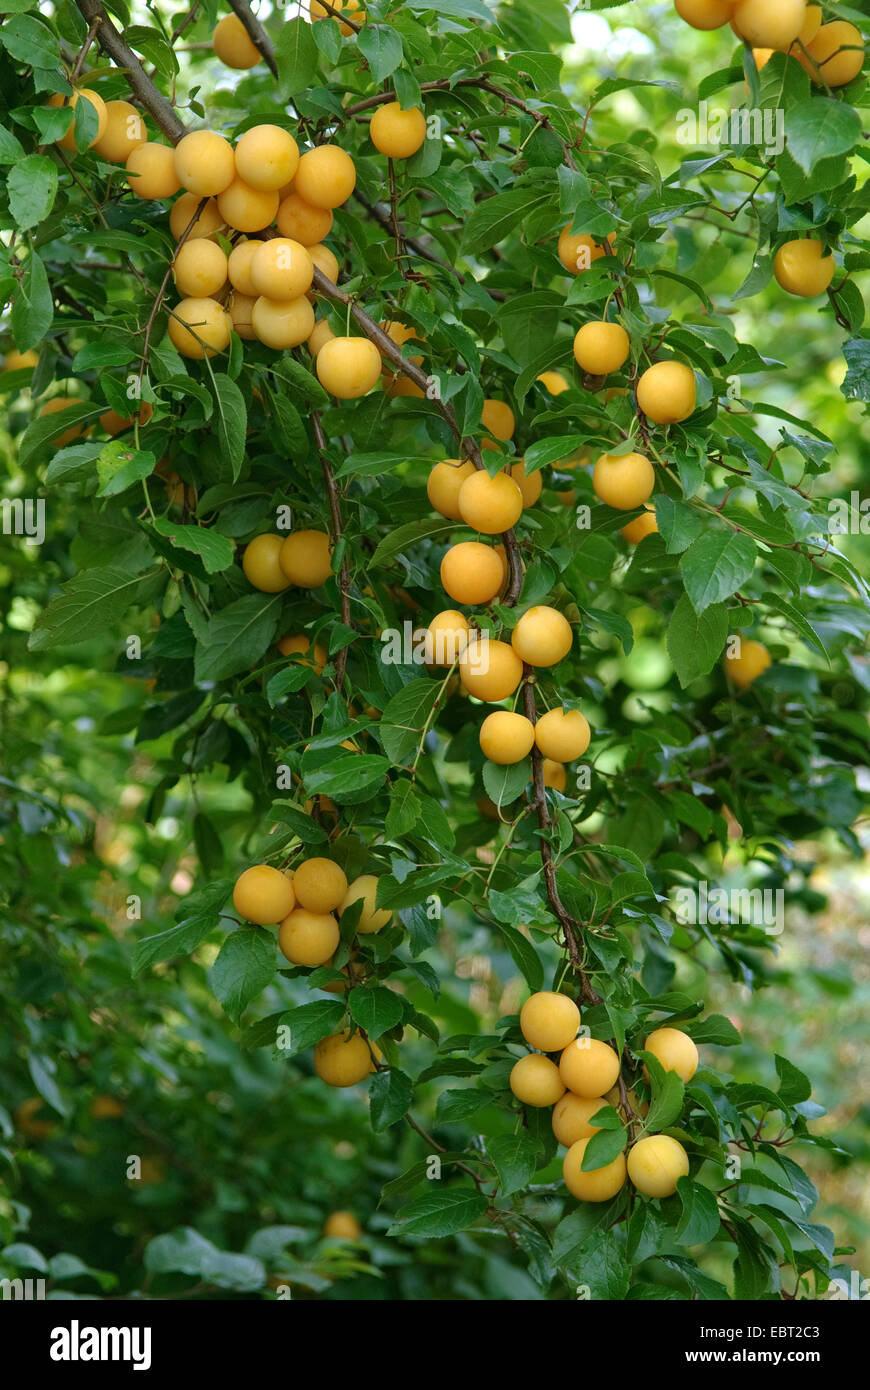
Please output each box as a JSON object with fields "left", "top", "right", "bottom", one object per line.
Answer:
{"left": 673, "top": 0, "right": 863, "bottom": 88}
{"left": 232, "top": 859, "right": 389, "bottom": 1087}
{"left": 510, "top": 991, "right": 700, "bottom": 1201}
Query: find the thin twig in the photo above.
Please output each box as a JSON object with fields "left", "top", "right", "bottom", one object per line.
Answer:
{"left": 227, "top": 0, "right": 279, "bottom": 79}
{"left": 312, "top": 411, "right": 352, "bottom": 692}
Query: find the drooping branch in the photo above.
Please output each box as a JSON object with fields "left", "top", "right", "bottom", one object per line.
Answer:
{"left": 74, "top": 0, "right": 188, "bottom": 143}
{"left": 310, "top": 266, "right": 523, "bottom": 604}
{"left": 521, "top": 674, "right": 600, "bottom": 1005}
{"left": 227, "top": 0, "right": 279, "bottom": 80}
{"left": 352, "top": 189, "right": 507, "bottom": 301}
{"left": 311, "top": 411, "right": 352, "bottom": 692}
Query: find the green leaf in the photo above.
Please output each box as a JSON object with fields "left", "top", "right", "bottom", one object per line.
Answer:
{"left": 210, "top": 372, "right": 247, "bottom": 481}
{"left": 786, "top": 99, "right": 862, "bottom": 174}
{"left": 654, "top": 496, "right": 703, "bottom": 554}
{"left": 379, "top": 678, "right": 441, "bottom": 764}
{"left": 482, "top": 757, "right": 530, "bottom": 807}
{"left": 150, "top": 518, "right": 235, "bottom": 574}
{"left": 348, "top": 985, "right": 403, "bottom": 1041}
{"left": 643, "top": 1061, "right": 685, "bottom": 1133}
{"left": 209, "top": 926, "right": 275, "bottom": 1025}
{"left": 29, "top": 565, "right": 161, "bottom": 652}
{"left": 841, "top": 336, "right": 870, "bottom": 402}
{"left": 278, "top": 1000, "right": 345, "bottom": 1055}
{"left": 7, "top": 155, "right": 57, "bottom": 231}
{"left": 493, "top": 920, "right": 544, "bottom": 991}
{"left": 675, "top": 1178, "right": 721, "bottom": 1246}
{"left": 487, "top": 1133, "right": 541, "bottom": 1197}
{"left": 97, "top": 442, "right": 156, "bottom": 497}
{"left": 775, "top": 1053, "right": 812, "bottom": 1106}
{"left": 304, "top": 753, "right": 389, "bottom": 802}
{"left": 666, "top": 593, "right": 728, "bottom": 687}
{"left": 10, "top": 250, "right": 53, "bottom": 352}
{"left": 132, "top": 887, "right": 233, "bottom": 976}
{"left": 275, "top": 17, "right": 318, "bottom": 97}
{"left": 358, "top": 24, "right": 403, "bottom": 82}
{"left": 552, "top": 1202, "right": 618, "bottom": 1264}
{"left": 581, "top": 1126, "right": 627, "bottom": 1171}
{"left": 371, "top": 516, "right": 455, "bottom": 568}
{"left": 574, "top": 1229, "right": 631, "bottom": 1300}
{"left": 1, "top": 13, "right": 60, "bottom": 67}
{"left": 194, "top": 594, "right": 283, "bottom": 683}
{"left": 370, "top": 1068, "right": 414, "bottom": 1131}
{"left": 680, "top": 531, "right": 757, "bottom": 613}
{"left": 463, "top": 187, "right": 553, "bottom": 256}
{"left": 387, "top": 1189, "right": 488, "bottom": 1239}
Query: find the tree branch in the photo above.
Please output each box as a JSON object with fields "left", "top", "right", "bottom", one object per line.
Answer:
{"left": 74, "top": 0, "right": 188, "bottom": 143}
{"left": 521, "top": 674, "right": 600, "bottom": 1005}
{"left": 352, "top": 189, "right": 507, "bottom": 300}
{"left": 227, "top": 0, "right": 279, "bottom": 80}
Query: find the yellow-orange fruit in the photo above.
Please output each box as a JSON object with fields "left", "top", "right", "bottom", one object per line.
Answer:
{"left": 228, "top": 240, "right": 264, "bottom": 296}
{"left": 293, "top": 857, "right": 348, "bottom": 913}
{"left": 627, "top": 1135, "right": 689, "bottom": 1198}
{"left": 217, "top": 177, "right": 279, "bottom": 233}
{"left": 558, "top": 227, "right": 613, "bottom": 274}
{"left": 242, "top": 533, "right": 292, "bottom": 592}
{"left": 621, "top": 506, "right": 659, "bottom": 544}
{"left": 459, "top": 637, "right": 523, "bottom": 702}
{"left": 308, "top": 318, "right": 335, "bottom": 356}
{"left": 277, "top": 190, "right": 334, "bottom": 245}
{"left": 91, "top": 1094, "right": 125, "bottom": 1119}
{"left": 309, "top": 243, "right": 339, "bottom": 284}
{"left": 752, "top": 45, "right": 776, "bottom": 69}
{"left": 293, "top": 144, "right": 356, "bottom": 209}
{"left": 542, "top": 759, "right": 567, "bottom": 792}
{"left": 458, "top": 469, "right": 523, "bottom": 534}
{"left": 99, "top": 402, "right": 153, "bottom": 436}
{"left": 316, "top": 336, "right": 381, "bottom": 399}
{"left": 251, "top": 238, "right": 313, "bottom": 299}
{"left": 314, "top": 1030, "right": 376, "bottom": 1086}
{"left": 279, "top": 529, "right": 333, "bottom": 587}
{"left": 538, "top": 370, "right": 570, "bottom": 394}
{"left": 251, "top": 295, "right": 315, "bottom": 349}
{"left": 510, "top": 1053, "right": 565, "bottom": 1107}
{"left": 370, "top": 102, "right": 427, "bottom": 158}
{"left": 169, "top": 192, "right": 224, "bottom": 240}
{"left": 212, "top": 13, "right": 261, "bottom": 68}
{"left": 674, "top": 0, "right": 735, "bottom": 28}
{"left": 174, "top": 130, "right": 235, "bottom": 197}
{"left": 644, "top": 1027, "right": 699, "bottom": 1082}
{"left": 425, "top": 610, "right": 470, "bottom": 665}
{"left": 441, "top": 541, "right": 504, "bottom": 605}
{"left": 173, "top": 239, "right": 228, "bottom": 297}
{"left": 508, "top": 461, "right": 542, "bottom": 508}
{"left": 636, "top": 361, "right": 695, "bottom": 424}
{"left": 340, "top": 874, "right": 391, "bottom": 934}
{"left": 3, "top": 349, "right": 38, "bottom": 372}
{"left": 427, "top": 459, "right": 475, "bottom": 520}
{"left": 278, "top": 908, "right": 340, "bottom": 966}
{"left": 233, "top": 864, "right": 296, "bottom": 924}
{"left": 552, "top": 1094, "right": 607, "bottom": 1146}
{"left": 803, "top": 20, "right": 864, "bottom": 86}
{"left": 724, "top": 637, "right": 771, "bottom": 687}
{"left": 278, "top": 632, "right": 328, "bottom": 672}
{"left": 39, "top": 397, "right": 87, "bottom": 447}
{"left": 311, "top": 0, "right": 366, "bottom": 34}
{"left": 92, "top": 98, "right": 145, "bottom": 162}
{"left": 520, "top": 991, "right": 581, "bottom": 1052}
{"left": 534, "top": 708, "right": 590, "bottom": 762}
{"left": 323, "top": 1210, "right": 362, "bottom": 1240}
{"left": 235, "top": 124, "right": 299, "bottom": 190}
{"left": 15, "top": 1097, "right": 57, "bottom": 1139}
{"left": 559, "top": 1038, "right": 620, "bottom": 1097}
{"left": 479, "top": 711, "right": 535, "bottom": 765}
{"left": 481, "top": 398, "right": 515, "bottom": 441}
{"left": 773, "top": 238, "right": 835, "bottom": 297}
{"left": 573, "top": 320, "right": 630, "bottom": 375}
{"left": 126, "top": 142, "right": 181, "bottom": 199}
{"left": 49, "top": 89, "right": 107, "bottom": 151}
{"left": 731, "top": 0, "right": 807, "bottom": 49}
{"left": 593, "top": 452, "right": 655, "bottom": 510}
{"left": 794, "top": 2, "right": 822, "bottom": 45}
{"left": 511, "top": 605, "right": 573, "bottom": 668}
{"left": 563, "top": 1138, "right": 626, "bottom": 1201}
{"left": 168, "top": 297, "right": 231, "bottom": 359}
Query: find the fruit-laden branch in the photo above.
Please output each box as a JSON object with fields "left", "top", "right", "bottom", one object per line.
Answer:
{"left": 74, "top": 0, "right": 188, "bottom": 144}
{"left": 315, "top": 0, "right": 363, "bottom": 34}
{"left": 227, "top": 0, "right": 279, "bottom": 80}
{"left": 344, "top": 78, "right": 577, "bottom": 168}
{"left": 310, "top": 266, "right": 523, "bottom": 604}
{"left": 521, "top": 675, "right": 600, "bottom": 1005}
{"left": 311, "top": 411, "right": 352, "bottom": 692}
{"left": 352, "top": 189, "right": 507, "bottom": 301}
